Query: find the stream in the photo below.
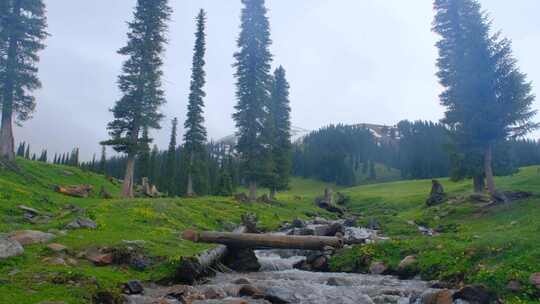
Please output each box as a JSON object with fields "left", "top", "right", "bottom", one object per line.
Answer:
{"left": 125, "top": 220, "right": 459, "bottom": 304}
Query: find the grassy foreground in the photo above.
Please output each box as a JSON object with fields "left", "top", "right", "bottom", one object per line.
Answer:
{"left": 0, "top": 159, "right": 333, "bottom": 303}
{"left": 2, "top": 158, "right": 540, "bottom": 303}
{"left": 330, "top": 166, "right": 540, "bottom": 303}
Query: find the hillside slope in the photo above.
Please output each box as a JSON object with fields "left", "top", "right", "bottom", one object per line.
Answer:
{"left": 0, "top": 159, "right": 334, "bottom": 303}
{"left": 331, "top": 166, "right": 540, "bottom": 303}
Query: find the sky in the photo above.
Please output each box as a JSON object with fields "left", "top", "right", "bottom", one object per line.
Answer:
{"left": 15, "top": 0, "right": 540, "bottom": 160}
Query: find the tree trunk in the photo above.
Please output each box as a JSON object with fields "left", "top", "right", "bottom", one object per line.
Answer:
{"left": 0, "top": 5, "right": 18, "bottom": 163}
{"left": 122, "top": 155, "right": 136, "bottom": 198}
{"left": 183, "top": 230, "right": 344, "bottom": 250}
{"left": 186, "top": 153, "right": 196, "bottom": 197}
{"left": 248, "top": 181, "right": 257, "bottom": 202}
{"left": 269, "top": 188, "right": 277, "bottom": 200}
{"left": 174, "top": 226, "right": 247, "bottom": 284}
{"left": 484, "top": 144, "right": 496, "bottom": 196}
{"left": 186, "top": 173, "right": 194, "bottom": 197}
{"left": 473, "top": 174, "right": 485, "bottom": 193}
{"left": 0, "top": 109, "right": 15, "bottom": 161}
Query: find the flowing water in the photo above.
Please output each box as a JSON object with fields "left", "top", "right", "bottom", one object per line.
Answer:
{"left": 126, "top": 221, "right": 456, "bottom": 304}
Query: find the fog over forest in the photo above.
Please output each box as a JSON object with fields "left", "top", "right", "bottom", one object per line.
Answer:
{"left": 15, "top": 0, "right": 540, "bottom": 160}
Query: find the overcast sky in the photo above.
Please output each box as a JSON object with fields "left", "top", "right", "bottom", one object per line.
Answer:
{"left": 15, "top": 0, "right": 540, "bottom": 160}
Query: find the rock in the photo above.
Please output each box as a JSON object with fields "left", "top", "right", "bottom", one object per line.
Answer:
{"left": 66, "top": 217, "right": 97, "bottom": 229}
{"left": 506, "top": 280, "right": 521, "bottom": 292}
{"left": 26, "top": 215, "right": 52, "bottom": 225}
{"left": 397, "top": 255, "right": 418, "bottom": 279}
{"left": 9, "top": 230, "right": 55, "bottom": 246}
{"left": 239, "top": 285, "right": 264, "bottom": 298}
{"left": 369, "top": 261, "right": 388, "bottom": 275}
{"left": 18, "top": 205, "right": 41, "bottom": 215}
{"left": 326, "top": 277, "right": 353, "bottom": 286}
{"left": 224, "top": 300, "right": 248, "bottom": 304}
{"left": 453, "top": 285, "right": 497, "bottom": 304}
{"left": 201, "top": 286, "right": 227, "bottom": 299}
{"left": 288, "top": 228, "right": 315, "bottom": 236}
{"left": 311, "top": 255, "right": 329, "bottom": 271}
{"left": 123, "top": 280, "right": 144, "bottom": 295}
{"left": 529, "top": 273, "right": 540, "bottom": 289}
{"left": 291, "top": 218, "right": 306, "bottom": 228}
{"left": 398, "top": 255, "right": 417, "bottom": 268}
{"left": 264, "top": 287, "right": 294, "bottom": 304}
{"left": 343, "top": 217, "right": 358, "bottom": 227}
{"left": 426, "top": 180, "right": 446, "bottom": 206}
{"left": 421, "top": 289, "right": 453, "bottom": 304}
{"left": 66, "top": 258, "right": 79, "bottom": 266}
{"left": 233, "top": 278, "right": 251, "bottom": 285}
{"left": 63, "top": 204, "right": 85, "bottom": 214}
{"left": 241, "top": 213, "right": 261, "bottom": 233}
{"left": 224, "top": 248, "right": 261, "bottom": 272}
{"left": 86, "top": 249, "right": 113, "bottom": 266}
{"left": 47, "top": 243, "right": 68, "bottom": 253}
{"left": 0, "top": 238, "right": 24, "bottom": 259}
{"left": 294, "top": 253, "right": 329, "bottom": 272}
{"left": 43, "top": 257, "right": 67, "bottom": 266}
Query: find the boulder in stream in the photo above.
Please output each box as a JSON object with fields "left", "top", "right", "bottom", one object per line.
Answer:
{"left": 452, "top": 284, "right": 497, "bottom": 304}
{"left": 224, "top": 248, "right": 261, "bottom": 272}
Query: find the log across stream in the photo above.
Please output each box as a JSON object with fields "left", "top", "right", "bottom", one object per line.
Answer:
{"left": 125, "top": 219, "right": 463, "bottom": 304}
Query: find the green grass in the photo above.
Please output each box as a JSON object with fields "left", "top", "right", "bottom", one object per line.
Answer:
{"left": 3, "top": 158, "right": 540, "bottom": 303}
{"left": 0, "top": 158, "right": 333, "bottom": 304}
{"left": 330, "top": 166, "right": 540, "bottom": 303}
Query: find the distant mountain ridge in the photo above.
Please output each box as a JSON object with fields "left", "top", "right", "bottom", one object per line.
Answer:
{"left": 217, "top": 123, "right": 398, "bottom": 146}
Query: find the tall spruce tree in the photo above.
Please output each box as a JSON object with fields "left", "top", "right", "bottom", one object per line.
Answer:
{"left": 99, "top": 145, "right": 107, "bottom": 174}
{"left": 0, "top": 0, "right": 48, "bottom": 161}
{"left": 102, "top": 0, "right": 171, "bottom": 198}
{"left": 433, "top": 0, "right": 537, "bottom": 197}
{"left": 265, "top": 66, "right": 292, "bottom": 198}
{"left": 166, "top": 118, "right": 178, "bottom": 196}
{"left": 138, "top": 126, "right": 151, "bottom": 181}
{"left": 233, "top": 0, "right": 274, "bottom": 202}
{"left": 183, "top": 9, "right": 208, "bottom": 197}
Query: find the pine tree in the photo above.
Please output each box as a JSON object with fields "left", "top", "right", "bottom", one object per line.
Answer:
{"left": 149, "top": 144, "right": 159, "bottom": 185}
{"left": 101, "top": 0, "right": 171, "bottom": 198}
{"left": 24, "top": 144, "right": 30, "bottom": 159}
{"left": 69, "top": 148, "right": 79, "bottom": 167}
{"left": 369, "top": 160, "right": 377, "bottom": 180}
{"left": 265, "top": 66, "right": 292, "bottom": 198}
{"left": 166, "top": 118, "right": 178, "bottom": 196}
{"left": 99, "top": 145, "right": 107, "bottom": 174}
{"left": 0, "top": 0, "right": 48, "bottom": 161}
{"left": 138, "top": 126, "right": 151, "bottom": 181}
{"left": 38, "top": 149, "right": 47, "bottom": 162}
{"left": 183, "top": 9, "right": 208, "bottom": 197}
{"left": 16, "top": 142, "right": 25, "bottom": 157}
{"left": 433, "top": 0, "right": 537, "bottom": 196}
{"left": 233, "top": 0, "right": 274, "bottom": 202}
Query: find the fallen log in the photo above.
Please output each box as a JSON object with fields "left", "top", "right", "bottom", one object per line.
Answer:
{"left": 174, "top": 226, "right": 247, "bottom": 284}
{"left": 182, "top": 230, "right": 343, "bottom": 251}
{"left": 54, "top": 185, "right": 93, "bottom": 198}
